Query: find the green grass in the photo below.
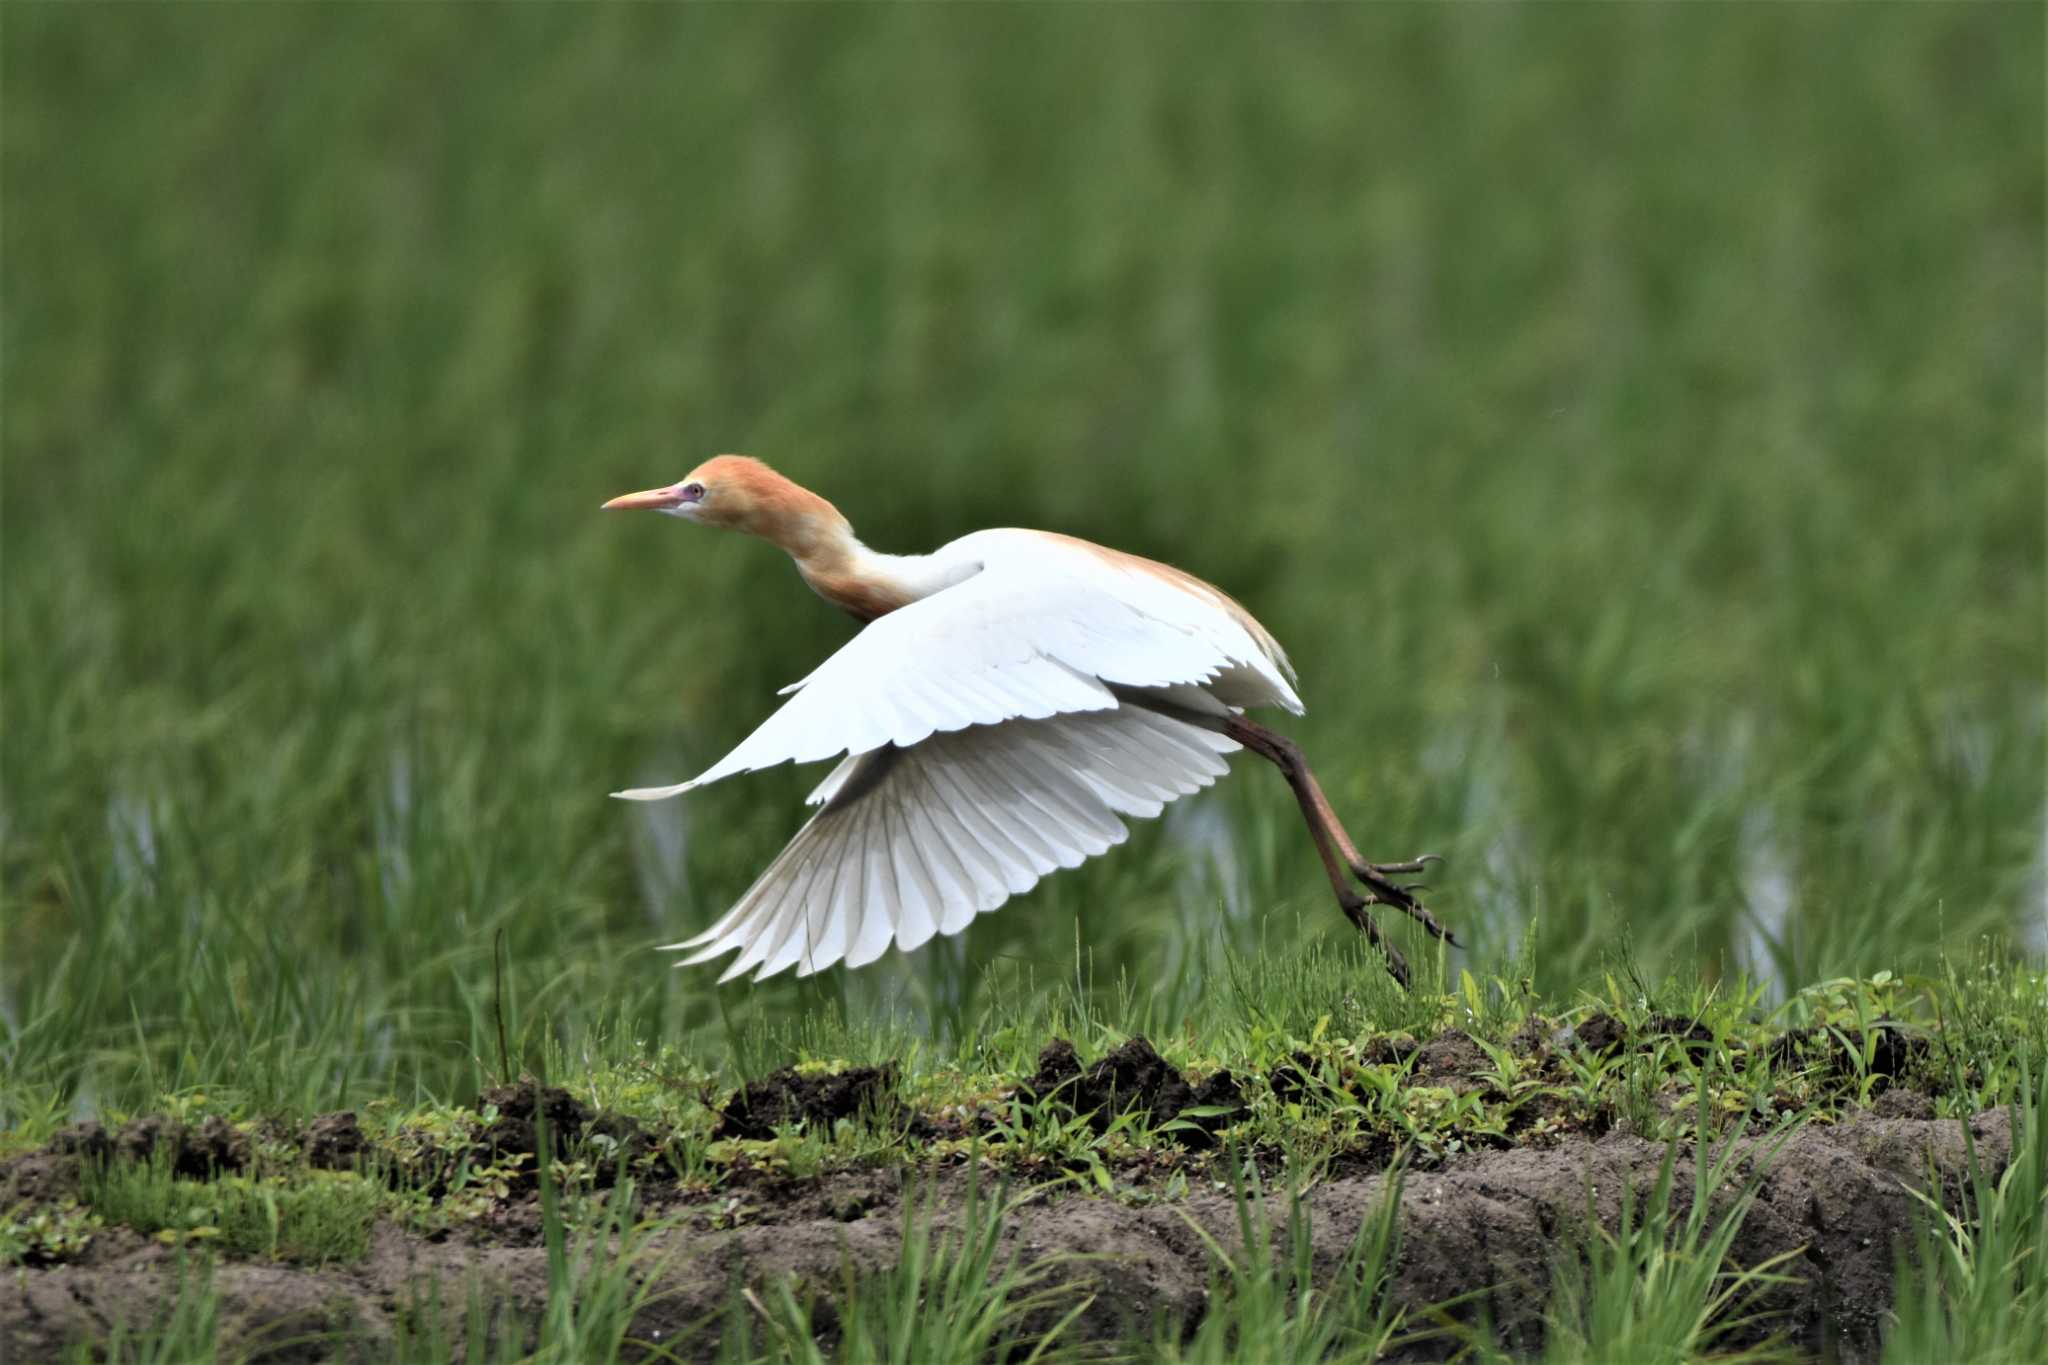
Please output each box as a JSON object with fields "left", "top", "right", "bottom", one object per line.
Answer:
{"left": 3, "top": 0, "right": 2040, "bottom": 1125}
{"left": 1, "top": 4, "right": 2043, "bottom": 1358}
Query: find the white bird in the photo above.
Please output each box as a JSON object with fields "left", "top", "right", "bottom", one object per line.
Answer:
{"left": 604, "top": 456, "right": 1454, "bottom": 986}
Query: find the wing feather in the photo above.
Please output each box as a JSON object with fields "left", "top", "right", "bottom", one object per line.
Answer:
{"left": 666, "top": 705, "right": 1240, "bottom": 981}
{"left": 903, "top": 760, "right": 994, "bottom": 937}
{"left": 927, "top": 756, "right": 1038, "bottom": 895}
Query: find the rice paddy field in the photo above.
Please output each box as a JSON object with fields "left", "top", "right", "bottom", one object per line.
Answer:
{"left": 3, "top": 4, "right": 2044, "bottom": 1362}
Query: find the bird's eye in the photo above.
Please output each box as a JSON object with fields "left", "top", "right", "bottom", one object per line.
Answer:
{"left": 680, "top": 482, "right": 705, "bottom": 502}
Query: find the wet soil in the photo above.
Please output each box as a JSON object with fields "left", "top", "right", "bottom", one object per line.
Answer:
{"left": 0, "top": 1030, "right": 2006, "bottom": 1362}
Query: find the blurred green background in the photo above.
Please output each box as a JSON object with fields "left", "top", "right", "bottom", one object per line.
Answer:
{"left": 4, "top": 4, "right": 2041, "bottom": 1118}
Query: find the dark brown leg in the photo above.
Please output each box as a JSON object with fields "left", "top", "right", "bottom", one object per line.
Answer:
{"left": 1222, "top": 715, "right": 1457, "bottom": 987}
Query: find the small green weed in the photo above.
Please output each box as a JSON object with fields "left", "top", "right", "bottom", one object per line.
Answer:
{"left": 1, "top": 1197, "right": 102, "bottom": 1266}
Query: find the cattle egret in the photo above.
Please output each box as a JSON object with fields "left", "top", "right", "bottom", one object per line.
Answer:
{"left": 604, "top": 456, "right": 1455, "bottom": 986}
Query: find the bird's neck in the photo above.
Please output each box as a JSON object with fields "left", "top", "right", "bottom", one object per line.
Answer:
{"left": 778, "top": 520, "right": 962, "bottom": 623}
{"left": 741, "top": 469, "right": 973, "bottom": 621}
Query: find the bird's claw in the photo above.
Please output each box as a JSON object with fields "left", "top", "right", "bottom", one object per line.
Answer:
{"left": 1369, "top": 853, "right": 1444, "bottom": 876}
{"left": 1336, "top": 849, "right": 1455, "bottom": 983}
{"left": 1349, "top": 853, "right": 1459, "bottom": 949}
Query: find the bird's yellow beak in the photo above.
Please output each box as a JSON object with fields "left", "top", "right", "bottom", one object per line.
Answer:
{"left": 602, "top": 484, "right": 686, "bottom": 512}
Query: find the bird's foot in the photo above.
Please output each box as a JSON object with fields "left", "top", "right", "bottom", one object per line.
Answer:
{"left": 1350, "top": 853, "right": 1460, "bottom": 948}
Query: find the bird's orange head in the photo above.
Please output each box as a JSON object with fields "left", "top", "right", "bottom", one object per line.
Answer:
{"left": 602, "top": 455, "right": 851, "bottom": 557}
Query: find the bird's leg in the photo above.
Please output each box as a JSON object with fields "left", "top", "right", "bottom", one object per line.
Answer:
{"left": 1221, "top": 715, "right": 1457, "bottom": 985}
{"left": 1243, "top": 731, "right": 1414, "bottom": 987}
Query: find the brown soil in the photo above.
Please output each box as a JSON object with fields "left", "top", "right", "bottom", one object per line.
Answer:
{"left": 303, "top": 1113, "right": 370, "bottom": 1172}
{"left": 715, "top": 1064, "right": 901, "bottom": 1141}
{"left": 1766, "top": 1022, "right": 1932, "bottom": 1091}
{"left": 0, "top": 1034, "right": 2009, "bottom": 1363}
{"left": 1015, "top": 1037, "right": 1246, "bottom": 1148}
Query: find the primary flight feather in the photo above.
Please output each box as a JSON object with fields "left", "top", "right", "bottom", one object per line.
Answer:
{"left": 605, "top": 455, "right": 1454, "bottom": 986}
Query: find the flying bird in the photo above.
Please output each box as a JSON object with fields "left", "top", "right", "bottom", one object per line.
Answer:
{"left": 604, "top": 456, "right": 1454, "bottom": 986}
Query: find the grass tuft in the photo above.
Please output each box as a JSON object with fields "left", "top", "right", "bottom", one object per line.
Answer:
{"left": 1158, "top": 1157, "right": 1418, "bottom": 1363}
{"left": 1472, "top": 1077, "right": 1807, "bottom": 1363}
{"left": 741, "top": 1163, "right": 1090, "bottom": 1365}
{"left": 1884, "top": 1060, "right": 2048, "bottom": 1362}
{"left": 62, "top": 1257, "right": 223, "bottom": 1365}
{"left": 81, "top": 1153, "right": 380, "bottom": 1266}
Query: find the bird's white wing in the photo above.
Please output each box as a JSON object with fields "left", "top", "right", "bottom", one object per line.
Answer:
{"left": 661, "top": 705, "right": 1240, "bottom": 981}
{"left": 616, "top": 538, "right": 1295, "bottom": 802}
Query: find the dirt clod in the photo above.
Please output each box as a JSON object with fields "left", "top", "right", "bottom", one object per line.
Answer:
{"left": 304, "top": 1112, "right": 368, "bottom": 1170}
{"left": 714, "top": 1065, "right": 899, "bottom": 1141}
{"left": 1641, "top": 1013, "right": 1716, "bottom": 1056}
{"left": 1017, "top": 1037, "right": 1244, "bottom": 1149}
{"left": 476, "top": 1083, "right": 592, "bottom": 1161}
{"left": 1025, "top": 1039, "right": 1082, "bottom": 1097}
{"left": 1872, "top": 1087, "right": 1936, "bottom": 1120}
{"left": 0, "top": 1153, "right": 80, "bottom": 1207}
{"left": 1766, "top": 1022, "right": 1929, "bottom": 1088}
{"left": 50, "top": 1123, "right": 113, "bottom": 1164}
{"left": 1265, "top": 1050, "right": 1322, "bottom": 1105}
{"left": 1566, "top": 1012, "right": 1627, "bottom": 1053}
{"left": 584, "top": 1112, "right": 654, "bottom": 1180}
{"left": 1361, "top": 1034, "right": 1421, "bottom": 1067}
{"left": 1414, "top": 1030, "right": 1490, "bottom": 1083}
{"left": 108, "top": 1115, "right": 248, "bottom": 1178}
{"left": 1070, "top": 1036, "right": 1186, "bottom": 1122}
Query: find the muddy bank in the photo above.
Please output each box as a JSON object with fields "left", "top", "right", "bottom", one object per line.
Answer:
{"left": 1, "top": 1105, "right": 2012, "bottom": 1362}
